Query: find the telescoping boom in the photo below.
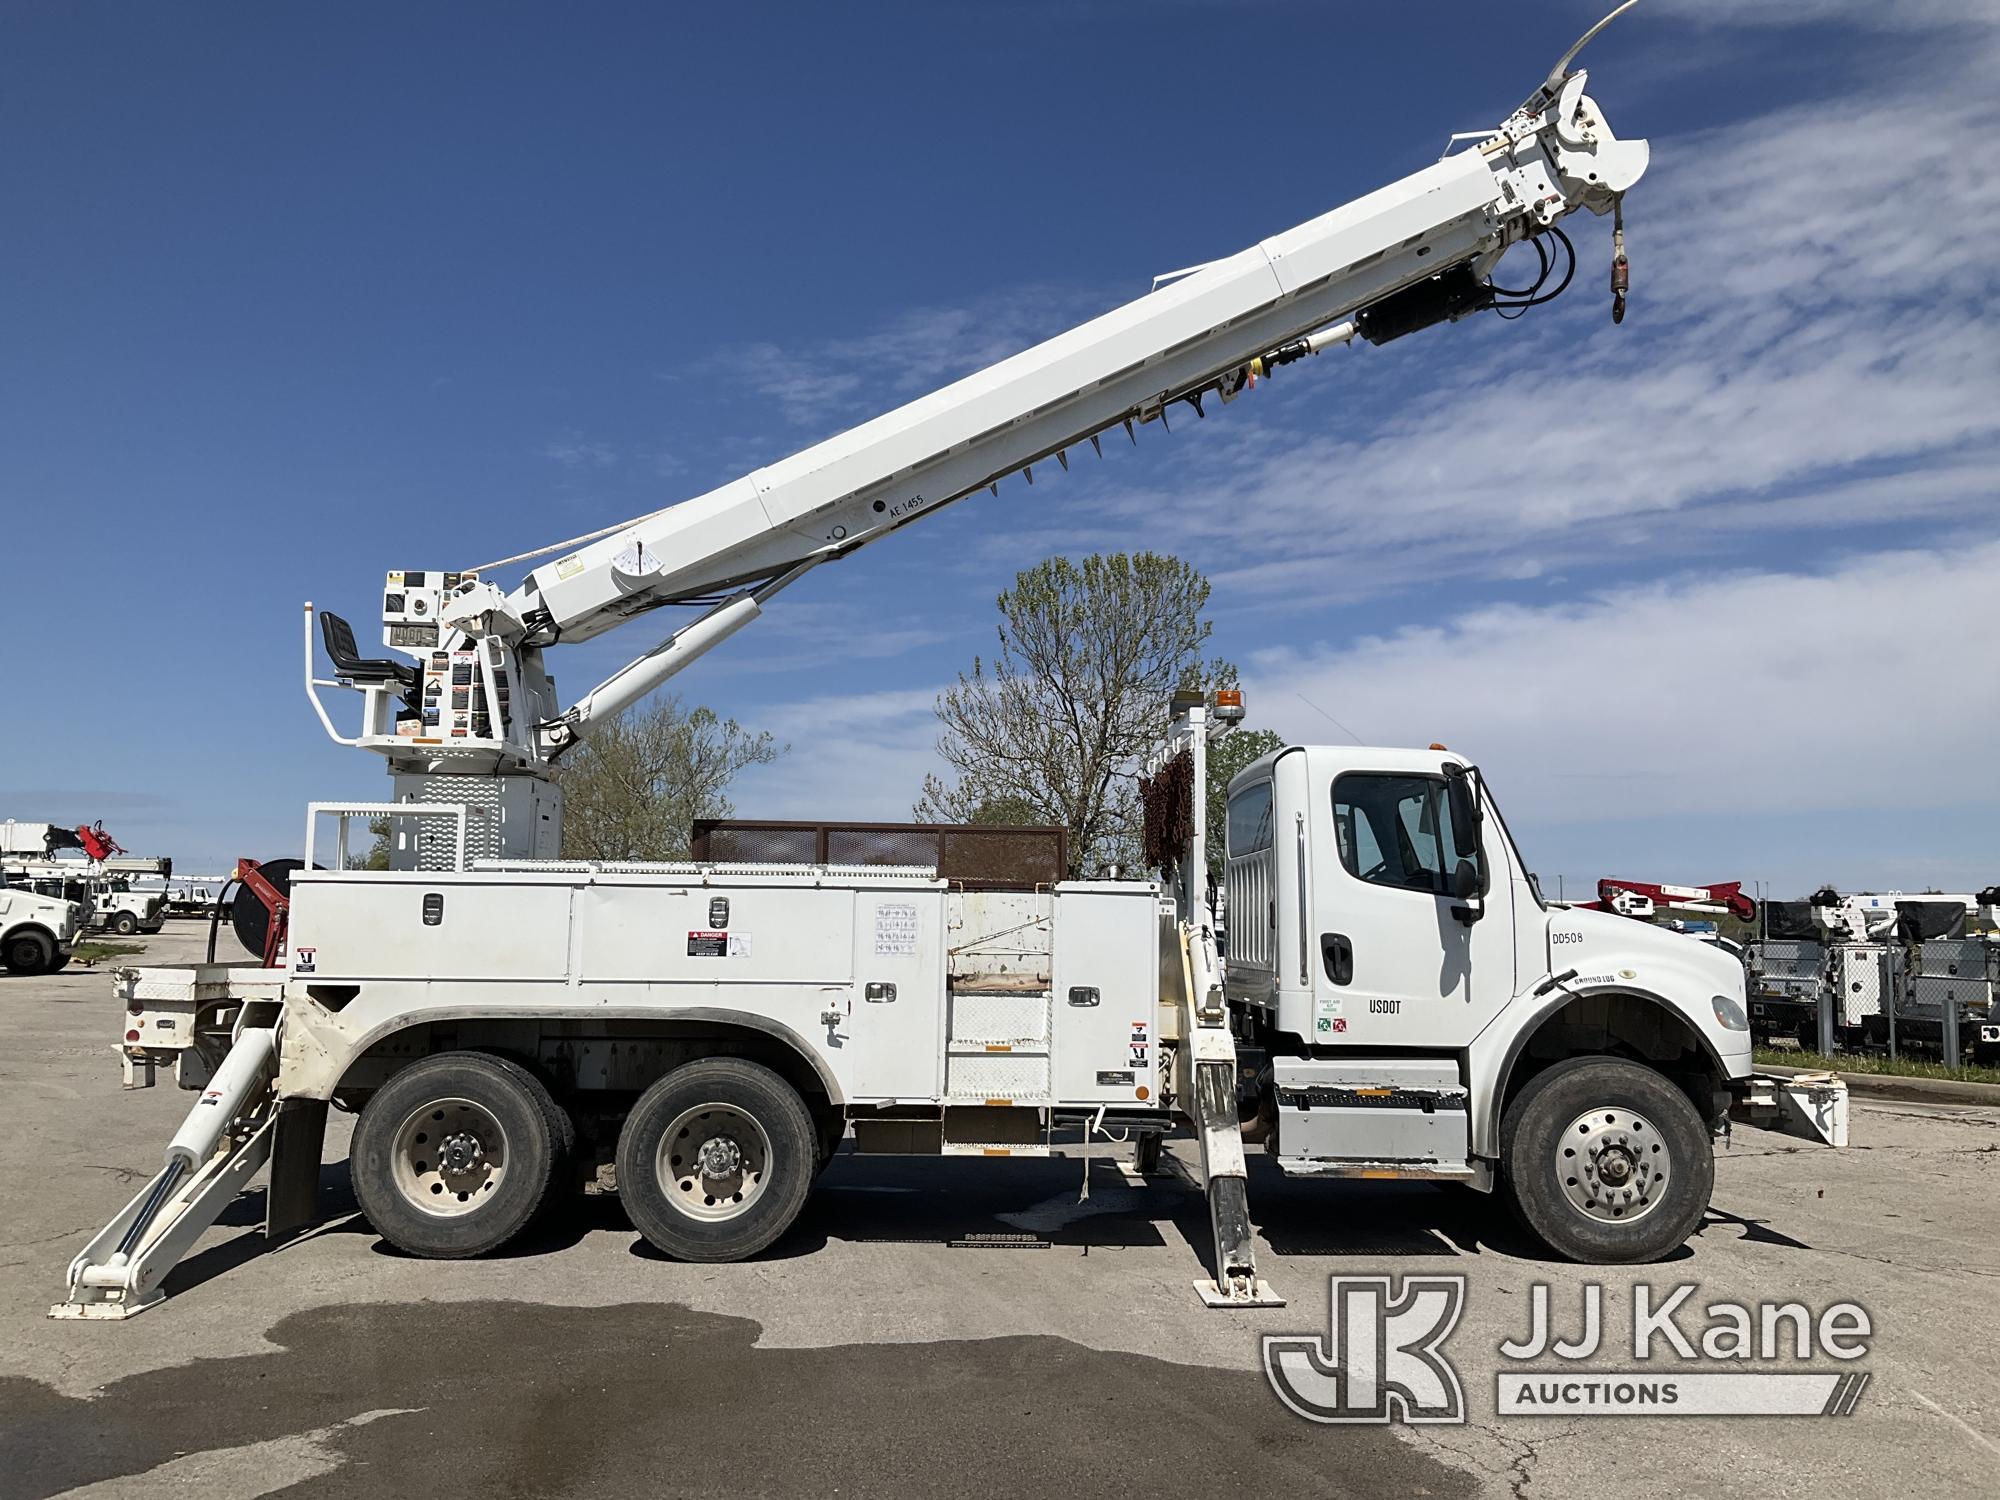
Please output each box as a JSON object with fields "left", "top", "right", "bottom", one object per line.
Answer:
{"left": 308, "top": 26, "right": 1648, "bottom": 841}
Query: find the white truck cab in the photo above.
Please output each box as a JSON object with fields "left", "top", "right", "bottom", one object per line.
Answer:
{"left": 1, "top": 878, "right": 82, "bottom": 976}
{"left": 1223, "top": 744, "right": 1752, "bottom": 1261}
{"left": 91, "top": 879, "right": 169, "bottom": 936}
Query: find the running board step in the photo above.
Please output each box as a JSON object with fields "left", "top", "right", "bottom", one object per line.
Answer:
{"left": 1276, "top": 1159, "right": 1492, "bottom": 1187}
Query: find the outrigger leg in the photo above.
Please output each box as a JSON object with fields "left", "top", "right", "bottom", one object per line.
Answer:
{"left": 1177, "top": 923, "right": 1282, "bottom": 1308}
{"left": 51, "top": 1024, "right": 280, "bottom": 1320}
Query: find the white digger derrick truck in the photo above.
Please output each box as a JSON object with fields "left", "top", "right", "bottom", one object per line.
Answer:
{"left": 1, "top": 820, "right": 173, "bottom": 936}
{"left": 57, "top": 10, "right": 1845, "bottom": 1320}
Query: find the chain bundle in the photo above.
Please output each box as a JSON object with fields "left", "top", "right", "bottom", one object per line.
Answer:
{"left": 1140, "top": 747, "right": 1195, "bottom": 870}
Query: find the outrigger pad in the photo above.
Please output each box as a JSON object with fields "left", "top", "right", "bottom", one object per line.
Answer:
{"left": 1194, "top": 1278, "right": 1285, "bottom": 1309}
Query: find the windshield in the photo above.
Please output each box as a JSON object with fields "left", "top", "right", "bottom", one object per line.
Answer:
{"left": 1470, "top": 767, "right": 1545, "bottom": 910}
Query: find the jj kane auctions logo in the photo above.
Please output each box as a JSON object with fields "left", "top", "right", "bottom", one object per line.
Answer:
{"left": 1265, "top": 1276, "right": 1872, "bottom": 1422}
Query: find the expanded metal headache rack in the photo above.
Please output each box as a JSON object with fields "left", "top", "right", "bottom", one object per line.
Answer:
{"left": 690, "top": 820, "right": 1066, "bottom": 892}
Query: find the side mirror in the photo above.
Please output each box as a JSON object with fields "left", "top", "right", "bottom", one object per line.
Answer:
{"left": 1445, "top": 765, "right": 1482, "bottom": 849}
{"left": 1442, "top": 765, "right": 1486, "bottom": 924}
{"left": 1450, "top": 858, "right": 1484, "bottom": 924}
{"left": 1451, "top": 860, "right": 1480, "bottom": 902}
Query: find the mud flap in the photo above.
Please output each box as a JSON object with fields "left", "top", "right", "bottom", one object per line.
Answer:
{"left": 266, "top": 1098, "right": 329, "bottom": 1239}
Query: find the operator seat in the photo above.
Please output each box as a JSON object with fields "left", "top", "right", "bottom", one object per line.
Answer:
{"left": 318, "top": 611, "right": 422, "bottom": 709}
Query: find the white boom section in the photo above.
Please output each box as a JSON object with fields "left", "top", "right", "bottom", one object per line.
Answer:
{"left": 314, "top": 46, "right": 1646, "bottom": 797}
{"left": 520, "top": 82, "right": 1640, "bottom": 734}
{"left": 520, "top": 79, "right": 1641, "bottom": 649}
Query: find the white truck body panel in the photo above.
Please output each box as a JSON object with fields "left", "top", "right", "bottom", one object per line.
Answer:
{"left": 274, "top": 866, "right": 1165, "bottom": 1113}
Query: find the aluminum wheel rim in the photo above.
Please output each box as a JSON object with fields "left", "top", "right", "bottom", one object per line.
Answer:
{"left": 390, "top": 1096, "right": 509, "bottom": 1217}
{"left": 658, "top": 1103, "right": 770, "bottom": 1222}
{"left": 1557, "top": 1105, "right": 1668, "bottom": 1224}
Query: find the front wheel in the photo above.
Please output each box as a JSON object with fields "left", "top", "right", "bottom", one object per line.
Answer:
{"left": 3, "top": 931, "right": 56, "bottom": 975}
{"left": 112, "top": 911, "right": 140, "bottom": 935}
{"left": 1500, "top": 1057, "right": 1713, "bottom": 1264}
{"left": 617, "top": 1058, "right": 817, "bottom": 1262}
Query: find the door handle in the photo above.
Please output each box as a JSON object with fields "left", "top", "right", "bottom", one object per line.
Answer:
{"left": 1321, "top": 932, "right": 1353, "bottom": 986}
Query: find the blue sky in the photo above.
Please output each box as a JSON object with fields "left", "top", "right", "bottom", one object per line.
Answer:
{"left": 3, "top": 1, "right": 1995, "bottom": 898}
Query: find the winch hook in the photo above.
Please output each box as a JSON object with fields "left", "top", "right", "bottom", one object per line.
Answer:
{"left": 1610, "top": 197, "right": 1629, "bottom": 324}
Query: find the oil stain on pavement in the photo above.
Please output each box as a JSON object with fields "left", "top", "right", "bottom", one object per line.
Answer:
{"left": 0, "top": 1300, "right": 1475, "bottom": 1499}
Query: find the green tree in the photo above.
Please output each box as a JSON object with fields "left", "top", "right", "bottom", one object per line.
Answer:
{"left": 556, "top": 694, "right": 783, "bottom": 861}
{"left": 968, "top": 794, "right": 1043, "bottom": 826}
{"left": 1205, "top": 728, "right": 1284, "bottom": 881}
{"left": 347, "top": 815, "right": 394, "bottom": 871}
{"left": 916, "top": 553, "right": 1234, "bottom": 876}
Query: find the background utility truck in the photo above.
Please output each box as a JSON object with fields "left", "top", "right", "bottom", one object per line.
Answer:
{"left": 57, "top": 8, "right": 1844, "bottom": 1320}
{"left": 1, "top": 877, "right": 82, "bottom": 976}
{"left": 2, "top": 820, "right": 173, "bottom": 934}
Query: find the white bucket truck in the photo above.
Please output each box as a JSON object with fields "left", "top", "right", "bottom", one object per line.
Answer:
{"left": 55, "top": 10, "right": 1842, "bottom": 1319}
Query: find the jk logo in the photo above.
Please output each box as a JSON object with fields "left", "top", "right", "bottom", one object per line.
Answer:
{"left": 1264, "top": 1275, "right": 1467, "bottom": 1424}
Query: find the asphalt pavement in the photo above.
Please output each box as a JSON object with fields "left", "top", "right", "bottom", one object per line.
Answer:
{"left": 2, "top": 926, "right": 1995, "bottom": 1498}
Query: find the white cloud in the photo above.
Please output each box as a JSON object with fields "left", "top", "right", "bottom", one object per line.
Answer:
{"left": 934, "top": 34, "right": 2000, "bottom": 610}
{"left": 1647, "top": 0, "right": 2000, "bottom": 32}
{"left": 730, "top": 284, "right": 1110, "bottom": 431}
{"left": 542, "top": 433, "right": 619, "bottom": 470}
{"left": 732, "top": 598, "right": 959, "bottom": 674}
{"left": 728, "top": 685, "right": 945, "bottom": 821}
{"left": 1244, "top": 541, "right": 2000, "bottom": 826}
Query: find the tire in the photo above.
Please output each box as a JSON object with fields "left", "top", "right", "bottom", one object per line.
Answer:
{"left": 351, "top": 1051, "right": 561, "bottom": 1259}
{"left": 1500, "top": 1056, "right": 1713, "bottom": 1264}
{"left": 50, "top": 954, "right": 72, "bottom": 972}
{"left": 112, "top": 911, "right": 140, "bottom": 936}
{"left": 3, "top": 930, "right": 56, "bottom": 976}
{"left": 814, "top": 1108, "right": 846, "bottom": 1175}
{"left": 617, "top": 1057, "right": 817, "bottom": 1262}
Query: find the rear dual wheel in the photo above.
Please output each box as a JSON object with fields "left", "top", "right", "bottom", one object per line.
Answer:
{"left": 616, "top": 1058, "right": 817, "bottom": 1262}
{"left": 352, "top": 1052, "right": 570, "bottom": 1258}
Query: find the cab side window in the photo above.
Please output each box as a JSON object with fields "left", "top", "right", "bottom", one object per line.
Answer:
{"left": 1332, "top": 773, "right": 1465, "bottom": 896}
{"left": 1226, "top": 781, "right": 1273, "bottom": 857}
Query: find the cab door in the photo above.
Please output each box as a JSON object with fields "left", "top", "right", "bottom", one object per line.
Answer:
{"left": 1309, "top": 764, "right": 1515, "bottom": 1050}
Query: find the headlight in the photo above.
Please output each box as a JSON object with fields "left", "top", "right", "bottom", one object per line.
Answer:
{"left": 1711, "top": 994, "right": 1749, "bottom": 1031}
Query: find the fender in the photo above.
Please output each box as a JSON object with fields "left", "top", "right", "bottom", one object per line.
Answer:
{"left": 1, "top": 922, "right": 64, "bottom": 956}
{"left": 281, "top": 1000, "right": 847, "bottom": 1109}
{"left": 1467, "top": 983, "right": 1733, "bottom": 1159}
